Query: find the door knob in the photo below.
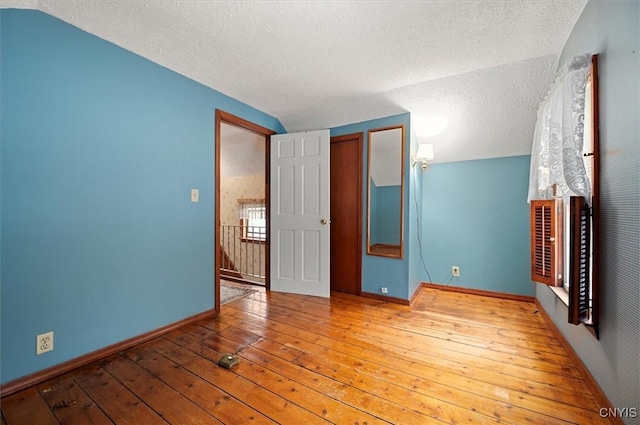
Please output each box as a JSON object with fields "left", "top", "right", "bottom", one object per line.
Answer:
{"left": 320, "top": 219, "right": 328, "bottom": 225}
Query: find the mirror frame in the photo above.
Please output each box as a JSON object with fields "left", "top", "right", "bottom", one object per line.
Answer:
{"left": 366, "top": 125, "right": 405, "bottom": 259}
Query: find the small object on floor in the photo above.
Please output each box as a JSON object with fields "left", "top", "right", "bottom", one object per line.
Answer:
{"left": 218, "top": 353, "right": 240, "bottom": 369}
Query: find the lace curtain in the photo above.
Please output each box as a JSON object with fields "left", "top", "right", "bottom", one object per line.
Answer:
{"left": 528, "top": 54, "right": 592, "bottom": 204}
{"left": 237, "top": 199, "right": 266, "bottom": 220}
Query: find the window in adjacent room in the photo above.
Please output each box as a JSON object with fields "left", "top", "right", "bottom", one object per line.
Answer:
{"left": 238, "top": 198, "right": 266, "bottom": 242}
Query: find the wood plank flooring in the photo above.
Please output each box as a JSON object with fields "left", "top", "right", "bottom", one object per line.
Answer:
{"left": 1, "top": 287, "right": 610, "bottom": 424}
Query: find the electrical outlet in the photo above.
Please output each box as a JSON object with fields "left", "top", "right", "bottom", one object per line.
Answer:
{"left": 452, "top": 266, "right": 460, "bottom": 277}
{"left": 36, "top": 331, "right": 54, "bottom": 355}
{"left": 381, "top": 287, "right": 388, "bottom": 294}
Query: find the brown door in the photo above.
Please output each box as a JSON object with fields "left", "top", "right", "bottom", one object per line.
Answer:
{"left": 330, "top": 133, "right": 363, "bottom": 294}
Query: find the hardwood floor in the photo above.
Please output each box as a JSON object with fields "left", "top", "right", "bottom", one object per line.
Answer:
{"left": 1, "top": 287, "right": 610, "bottom": 424}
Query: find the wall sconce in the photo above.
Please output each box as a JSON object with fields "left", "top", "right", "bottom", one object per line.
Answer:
{"left": 412, "top": 144, "right": 434, "bottom": 170}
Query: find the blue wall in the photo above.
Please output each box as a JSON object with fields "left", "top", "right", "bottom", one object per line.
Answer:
{"left": 0, "top": 10, "right": 284, "bottom": 384}
{"left": 331, "top": 113, "right": 412, "bottom": 299}
{"left": 407, "top": 125, "right": 424, "bottom": 300}
{"left": 539, "top": 0, "right": 639, "bottom": 417}
{"left": 421, "top": 155, "right": 533, "bottom": 296}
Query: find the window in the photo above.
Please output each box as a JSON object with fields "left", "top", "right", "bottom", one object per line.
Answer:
{"left": 242, "top": 213, "right": 266, "bottom": 242}
{"left": 238, "top": 199, "right": 266, "bottom": 242}
{"left": 531, "top": 196, "right": 593, "bottom": 326}
{"left": 528, "top": 54, "right": 600, "bottom": 337}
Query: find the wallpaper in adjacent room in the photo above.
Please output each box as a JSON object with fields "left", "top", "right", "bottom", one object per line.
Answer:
{"left": 220, "top": 174, "right": 266, "bottom": 282}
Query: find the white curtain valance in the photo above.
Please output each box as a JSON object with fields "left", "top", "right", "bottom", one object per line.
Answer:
{"left": 237, "top": 199, "right": 266, "bottom": 220}
{"left": 528, "top": 53, "right": 592, "bottom": 204}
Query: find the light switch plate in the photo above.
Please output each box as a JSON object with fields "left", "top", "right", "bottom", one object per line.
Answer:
{"left": 191, "top": 189, "right": 199, "bottom": 203}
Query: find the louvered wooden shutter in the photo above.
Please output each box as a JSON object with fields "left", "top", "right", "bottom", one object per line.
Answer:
{"left": 530, "top": 199, "right": 563, "bottom": 286}
{"left": 569, "top": 196, "right": 591, "bottom": 324}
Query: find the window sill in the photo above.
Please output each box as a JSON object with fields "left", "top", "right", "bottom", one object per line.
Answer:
{"left": 549, "top": 285, "right": 569, "bottom": 306}
{"left": 547, "top": 285, "right": 596, "bottom": 331}
{"left": 240, "top": 238, "right": 266, "bottom": 244}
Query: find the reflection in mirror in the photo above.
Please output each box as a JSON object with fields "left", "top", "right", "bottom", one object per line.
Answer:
{"left": 367, "top": 125, "right": 404, "bottom": 258}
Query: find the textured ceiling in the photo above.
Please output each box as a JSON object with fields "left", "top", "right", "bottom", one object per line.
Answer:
{"left": 3, "top": 0, "right": 587, "bottom": 163}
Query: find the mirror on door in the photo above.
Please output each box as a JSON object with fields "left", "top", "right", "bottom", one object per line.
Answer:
{"left": 367, "top": 125, "right": 404, "bottom": 258}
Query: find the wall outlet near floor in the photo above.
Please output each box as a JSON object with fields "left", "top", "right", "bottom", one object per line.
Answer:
{"left": 452, "top": 266, "right": 460, "bottom": 277}
{"left": 381, "top": 287, "right": 388, "bottom": 294}
{"left": 36, "top": 331, "right": 54, "bottom": 355}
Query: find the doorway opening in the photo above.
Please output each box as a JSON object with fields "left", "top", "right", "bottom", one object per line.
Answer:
{"left": 215, "top": 110, "right": 275, "bottom": 313}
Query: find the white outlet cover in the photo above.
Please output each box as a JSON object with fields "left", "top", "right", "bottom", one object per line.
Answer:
{"left": 36, "top": 331, "right": 54, "bottom": 355}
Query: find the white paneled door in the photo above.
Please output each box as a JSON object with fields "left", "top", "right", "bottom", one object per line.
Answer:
{"left": 270, "top": 130, "right": 330, "bottom": 297}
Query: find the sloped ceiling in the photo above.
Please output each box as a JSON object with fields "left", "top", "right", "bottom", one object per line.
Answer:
{"left": 2, "top": 0, "right": 587, "bottom": 163}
